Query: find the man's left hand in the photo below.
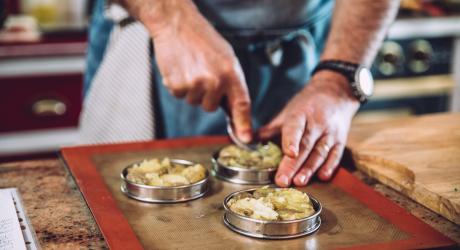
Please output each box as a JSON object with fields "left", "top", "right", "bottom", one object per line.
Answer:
{"left": 259, "top": 71, "right": 360, "bottom": 187}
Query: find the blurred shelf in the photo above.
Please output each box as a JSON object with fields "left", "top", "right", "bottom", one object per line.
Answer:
{"left": 372, "top": 74, "right": 455, "bottom": 101}
{"left": 388, "top": 16, "right": 460, "bottom": 39}
{"left": 0, "top": 30, "right": 87, "bottom": 58}
{"left": 354, "top": 108, "right": 413, "bottom": 123}
{"left": 0, "top": 41, "right": 87, "bottom": 58}
{"left": 0, "top": 55, "right": 85, "bottom": 76}
{"left": 0, "top": 127, "right": 79, "bottom": 156}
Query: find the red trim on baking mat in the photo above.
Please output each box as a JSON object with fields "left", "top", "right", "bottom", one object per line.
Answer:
{"left": 333, "top": 169, "right": 455, "bottom": 249}
{"left": 60, "top": 136, "right": 455, "bottom": 249}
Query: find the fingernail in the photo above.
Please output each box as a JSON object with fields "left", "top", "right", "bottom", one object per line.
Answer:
{"left": 240, "top": 131, "right": 252, "bottom": 143}
{"left": 277, "top": 175, "right": 289, "bottom": 187}
{"left": 288, "top": 144, "right": 298, "bottom": 157}
{"left": 304, "top": 170, "right": 313, "bottom": 183}
{"left": 325, "top": 169, "right": 334, "bottom": 178}
{"left": 297, "top": 174, "right": 307, "bottom": 185}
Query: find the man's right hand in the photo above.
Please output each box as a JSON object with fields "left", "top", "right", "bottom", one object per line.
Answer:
{"left": 128, "top": 0, "right": 253, "bottom": 143}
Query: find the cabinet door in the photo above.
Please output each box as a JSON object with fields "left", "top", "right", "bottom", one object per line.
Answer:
{"left": 0, "top": 73, "right": 82, "bottom": 132}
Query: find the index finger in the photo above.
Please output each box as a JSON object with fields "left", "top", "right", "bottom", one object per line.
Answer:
{"left": 225, "top": 67, "right": 252, "bottom": 143}
{"left": 275, "top": 126, "right": 321, "bottom": 187}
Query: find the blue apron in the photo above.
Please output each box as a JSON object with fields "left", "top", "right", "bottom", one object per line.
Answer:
{"left": 84, "top": 0, "right": 334, "bottom": 138}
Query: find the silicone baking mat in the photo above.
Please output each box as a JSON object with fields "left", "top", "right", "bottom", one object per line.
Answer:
{"left": 60, "top": 136, "right": 455, "bottom": 249}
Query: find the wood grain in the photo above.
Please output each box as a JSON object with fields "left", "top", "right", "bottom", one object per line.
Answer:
{"left": 349, "top": 113, "right": 460, "bottom": 225}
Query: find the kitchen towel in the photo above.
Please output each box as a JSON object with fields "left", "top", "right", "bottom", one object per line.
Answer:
{"left": 79, "top": 4, "right": 154, "bottom": 144}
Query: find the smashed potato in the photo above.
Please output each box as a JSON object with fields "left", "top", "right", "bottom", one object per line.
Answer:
{"left": 227, "top": 186, "right": 315, "bottom": 221}
{"left": 126, "top": 158, "right": 206, "bottom": 187}
{"left": 217, "top": 142, "right": 282, "bottom": 169}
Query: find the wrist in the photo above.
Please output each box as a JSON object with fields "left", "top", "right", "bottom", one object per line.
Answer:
{"left": 310, "top": 70, "right": 360, "bottom": 106}
{"left": 135, "top": 0, "right": 197, "bottom": 38}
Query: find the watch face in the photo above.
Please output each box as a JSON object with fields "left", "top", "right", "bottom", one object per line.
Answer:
{"left": 355, "top": 67, "right": 374, "bottom": 97}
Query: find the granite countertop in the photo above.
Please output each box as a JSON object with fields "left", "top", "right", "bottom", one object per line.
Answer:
{"left": 0, "top": 158, "right": 458, "bottom": 249}
{"left": 0, "top": 160, "right": 106, "bottom": 249}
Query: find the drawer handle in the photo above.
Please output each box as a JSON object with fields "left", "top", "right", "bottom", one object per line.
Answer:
{"left": 31, "top": 99, "right": 67, "bottom": 117}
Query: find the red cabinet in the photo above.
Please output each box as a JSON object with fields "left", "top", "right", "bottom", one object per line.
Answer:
{"left": 0, "top": 73, "right": 83, "bottom": 132}
{"left": 0, "top": 30, "right": 87, "bottom": 162}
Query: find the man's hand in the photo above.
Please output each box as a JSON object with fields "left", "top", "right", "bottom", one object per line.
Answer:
{"left": 258, "top": 0, "right": 398, "bottom": 187}
{"left": 121, "top": 0, "right": 253, "bottom": 142}
{"left": 259, "top": 72, "right": 360, "bottom": 187}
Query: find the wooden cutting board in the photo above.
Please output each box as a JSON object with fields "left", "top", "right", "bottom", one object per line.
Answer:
{"left": 348, "top": 113, "right": 460, "bottom": 225}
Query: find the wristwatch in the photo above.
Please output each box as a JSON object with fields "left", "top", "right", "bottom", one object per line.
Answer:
{"left": 311, "top": 60, "right": 374, "bottom": 103}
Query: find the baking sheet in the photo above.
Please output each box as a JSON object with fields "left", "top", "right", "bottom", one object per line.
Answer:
{"left": 61, "top": 137, "right": 455, "bottom": 249}
{"left": 92, "top": 145, "right": 408, "bottom": 249}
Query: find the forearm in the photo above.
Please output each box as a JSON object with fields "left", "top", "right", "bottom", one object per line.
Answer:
{"left": 321, "top": 0, "right": 400, "bottom": 66}
{"left": 112, "top": 0, "right": 203, "bottom": 37}
{"left": 270, "top": 1, "right": 399, "bottom": 187}
{"left": 309, "top": 0, "right": 399, "bottom": 103}
{"left": 111, "top": 0, "right": 253, "bottom": 139}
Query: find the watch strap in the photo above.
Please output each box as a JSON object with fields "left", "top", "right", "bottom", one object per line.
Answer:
{"left": 311, "top": 60, "right": 359, "bottom": 82}
{"left": 311, "top": 60, "right": 369, "bottom": 104}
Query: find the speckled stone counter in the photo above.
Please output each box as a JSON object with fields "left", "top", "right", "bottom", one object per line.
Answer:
{"left": 0, "top": 159, "right": 458, "bottom": 249}
{"left": 0, "top": 160, "right": 106, "bottom": 249}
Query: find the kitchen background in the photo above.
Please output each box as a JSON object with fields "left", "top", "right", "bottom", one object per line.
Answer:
{"left": 0, "top": 0, "right": 459, "bottom": 162}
